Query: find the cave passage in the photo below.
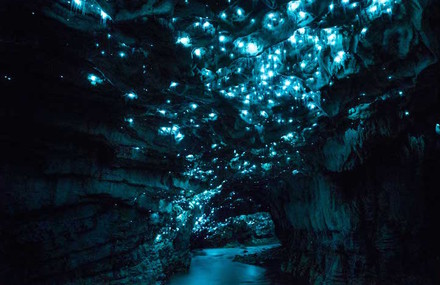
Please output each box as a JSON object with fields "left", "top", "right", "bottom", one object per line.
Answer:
{"left": 169, "top": 244, "right": 288, "bottom": 285}
{"left": 1, "top": 0, "right": 440, "bottom": 284}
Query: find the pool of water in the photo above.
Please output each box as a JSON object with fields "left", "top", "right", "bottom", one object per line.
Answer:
{"left": 168, "top": 244, "right": 298, "bottom": 285}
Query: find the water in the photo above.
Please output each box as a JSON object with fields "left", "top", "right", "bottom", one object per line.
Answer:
{"left": 168, "top": 244, "right": 297, "bottom": 285}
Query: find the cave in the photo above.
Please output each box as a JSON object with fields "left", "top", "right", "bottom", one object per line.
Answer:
{"left": 1, "top": 0, "right": 440, "bottom": 284}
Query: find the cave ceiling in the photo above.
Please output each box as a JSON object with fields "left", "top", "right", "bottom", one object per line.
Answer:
{"left": 21, "top": 0, "right": 437, "bottom": 195}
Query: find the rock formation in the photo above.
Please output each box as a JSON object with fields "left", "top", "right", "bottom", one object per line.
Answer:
{"left": 1, "top": 0, "right": 439, "bottom": 284}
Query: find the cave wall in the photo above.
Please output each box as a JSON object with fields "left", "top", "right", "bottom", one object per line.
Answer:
{"left": 260, "top": 2, "right": 440, "bottom": 282}
{"left": 1, "top": 0, "right": 440, "bottom": 284}
{"left": 269, "top": 63, "right": 440, "bottom": 284}
{"left": 0, "top": 147, "right": 195, "bottom": 284}
{"left": 0, "top": 4, "right": 198, "bottom": 284}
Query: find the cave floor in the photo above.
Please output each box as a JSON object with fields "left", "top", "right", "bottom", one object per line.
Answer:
{"left": 168, "top": 244, "right": 297, "bottom": 285}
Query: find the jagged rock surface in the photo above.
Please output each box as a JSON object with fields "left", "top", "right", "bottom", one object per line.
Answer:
{"left": 1, "top": 0, "right": 440, "bottom": 284}
{"left": 0, "top": 3, "right": 200, "bottom": 284}
{"left": 268, "top": 63, "right": 440, "bottom": 284}
{"left": 191, "top": 212, "right": 277, "bottom": 248}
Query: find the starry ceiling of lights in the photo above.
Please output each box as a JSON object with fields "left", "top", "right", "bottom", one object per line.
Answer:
{"left": 40, "top": 0, "right": 423, "bottom": 191}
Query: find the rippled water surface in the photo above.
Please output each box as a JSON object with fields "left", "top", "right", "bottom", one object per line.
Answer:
{"left": 168, "top": 244, "right": 299, "bottom": 285}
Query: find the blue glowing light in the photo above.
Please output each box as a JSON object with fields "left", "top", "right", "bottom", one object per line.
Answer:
{"left": 125, "top": 92, "right": 138, "bottom": 100}
{"left": 193, "top": 48, "right": 203, "bottom": 57}
{"left": 287, "top": 1, "right": 300, "bottom": 13}
{"left": 177, "top": 36, "right": 191, "bottom": 47}
{"left": 173, "top": 129, "right": 184, "bottom": 142}
{"left": 190, "top": 103, "right": 198, "bottom": 110}
{"left": 203, "top": 22, "right": 211, "bottom": 29}
{"left": 334, "top": 51, "right": 346, "bottom": 63}
{"left": 245, "top": 42, "right": 258, "bottom": 55}
{"left": 71, "top": 0, "right": 85, "bottom": 12}
{"left": 368, "top": 5, "right": 378, "bottom": 13}
{"left": 158, "top": 109, "right": 166, "bottom": 115}
{"left": 208, "top": 113, "right": 218, "bottom": 121}
{"left": 87, "top": 73, "right": 103, "bottom": 86}
{"left": 289, "top": 34, "right": 297, "bottom": 44}
{"left": 158, "top": 125, "right": 185, "bottom": 142}
{"left": 100, "top": 9, "right": 111, "bottom": 22}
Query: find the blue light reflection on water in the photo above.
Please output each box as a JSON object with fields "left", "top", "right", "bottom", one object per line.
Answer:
{"left": 168, "top": 244, "right": 294, "bottom": 285}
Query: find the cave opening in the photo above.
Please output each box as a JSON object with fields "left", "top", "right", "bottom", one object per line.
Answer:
{"left": 1, "top": 0, "right": 440, "bottom": 284}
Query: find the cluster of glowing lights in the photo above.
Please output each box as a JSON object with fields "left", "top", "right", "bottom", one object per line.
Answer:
{"left": 55, "top": 0, "right": 418, "bottom": 245}
{"left": 70, "top": 0, "right": 111, "bottom": 22}
{"left": 71, "top": 0, "right": 407, "bottom": 195}
{"left": 87, "top": 73, "right": 103, "bottom": 86}
{"left": 176, "top": 36, "right": 191, "bottom": 47}
{"left": 158, "top": 125, "right": 185, "bottom": 142}
{"left": 163, "top": 0, "right": 404, "bottom": 184}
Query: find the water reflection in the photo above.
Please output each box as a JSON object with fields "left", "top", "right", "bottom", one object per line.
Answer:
{"left": 168, "top": 244, "right": 298, "bottom": 285}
